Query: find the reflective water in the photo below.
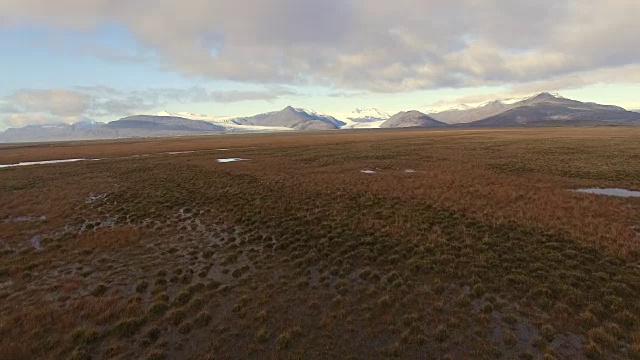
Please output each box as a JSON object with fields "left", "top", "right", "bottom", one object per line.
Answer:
{"left": 217, "top": 158, "right": 250, "bottom": 163}
{"left": 165, "top": 151, "right": 197, "bottom": 155}
{"left": 0, "top": 158, "right": 91, "bottom": 168}
{"left": 575, "top": 188, "right": 640, "bottom": 198}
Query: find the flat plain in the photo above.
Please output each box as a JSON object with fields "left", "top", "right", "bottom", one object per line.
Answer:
{"left": 1, "top": 127, "right": 640, "bottom": 359}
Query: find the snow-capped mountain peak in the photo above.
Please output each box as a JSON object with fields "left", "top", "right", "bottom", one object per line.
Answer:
{"left": 349, "top": 108, "right": 390, "bottom": 120}
{"left": 155, "top": 111, "right": 236, "bottom": 123}
{"left": 499, "top": 92, "right": 565, "bottom": 105}
{"left": 294, "top": 107, "right": 320, "bottom": 116}
{"left": 444, "top": 104, "right": 472, "bottom": 112}
{"left": 429, "top": 92, "right": 567, "bottom": 113}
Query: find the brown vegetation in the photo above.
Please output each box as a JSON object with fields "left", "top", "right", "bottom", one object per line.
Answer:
{"left": 1, "top": 127, "right": 639, "bottom": 358}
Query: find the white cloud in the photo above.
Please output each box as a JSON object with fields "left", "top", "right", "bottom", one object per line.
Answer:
{"left": 4, "top": 113, "right": 51, "bottom": 127}
{"left": 1, "top": 0, "right": 640, "bottom": 131}
{"left": 428, "top": 63, "right": 640, "bottom": 108}
{"left": 210, "top": 86, "right": 297, "bottom": 103}
{"left": 0, "top": 85, "right": 300, "bottom": 129}
{"left": 1, "top": 1, "right": 638, "bottom": 91}
{"left": 7, "top": 89, "right": 91, "bottom": 116}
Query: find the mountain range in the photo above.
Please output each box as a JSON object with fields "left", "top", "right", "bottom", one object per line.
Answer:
{"left": 0, "top": 117, "right": 226, "bottom": 143}
{"left": 428, "top": 93, "right": 640, "bottom": 126}
{"left": 1, "top": 93, "right": 639, "bottom": 143}
{"left": 106, "top": 115, "right": 226, "bottom": 132}
{"left": 468, "top": 95, "right": 639, "bottom": 127}
{"left": 233, "top": 106, "right": 344, "bottom": 130}
{"left": 380, "top": 111, "right": 446, "bottom": 128}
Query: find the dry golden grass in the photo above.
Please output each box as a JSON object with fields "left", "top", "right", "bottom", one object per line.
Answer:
{"left": 0, "top": 127, "right": 639, "bottom": 359}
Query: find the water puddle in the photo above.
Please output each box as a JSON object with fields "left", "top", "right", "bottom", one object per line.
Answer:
{"left": 217, "top": 158, "right": 250, "bottom": 163}
{"left": 0, "top": 151, "right": 200, "bottom": 169}
{"left": 574, "top": 188, "right": 640, "bottom": 198}
{"left": 30, "top": 235, "right": 43, "bottom": 251}
{"left": 0, "top": 159, "right": 95, "bottom": 168}
{"left": 165, "top": 151, "right": 197, "bottom": 155}
{"left": 1, "top": 152, "right": 251, "bottom": 169}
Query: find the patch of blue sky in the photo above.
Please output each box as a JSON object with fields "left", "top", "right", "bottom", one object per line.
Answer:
{"left": 1, "top": 23, "right": 188, "bottom": 92}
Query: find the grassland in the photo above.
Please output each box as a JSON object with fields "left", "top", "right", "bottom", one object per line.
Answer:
{"left": 0, "top": 127, "right": 639, "bottom": 359}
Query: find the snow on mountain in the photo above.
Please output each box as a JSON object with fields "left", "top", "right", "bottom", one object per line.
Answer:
{"left": 429, "top": 92, "right": 567, "bottom": 114}
{"left": 499, "top": 92, "right": 565, "bottom": 105}
{"left": 348, "top": 108, "right": 390, "bottom": 121}
{"left": 155, "top": 111, "right": 236, "bottom": 123}
{"left": 429, "top": 92, "right": 573, "bottom": 124}
{"left": 466, "top": 93, "right": 640, "bottom": 126}
{"left": 293, "top": 108, "right": 320, "bottom": 116}
{"left": 156, "top": 111, "right": 293, "bottom": 132}
{"left": 234, "top": 106, "right": 343, "bottom": 130}
{"left": 158, "top": 108, "right": 385, "bottom": 131}
{"left": 425, "top": 104, "right": 472, "bottom": 113}
{"left": 329, "top": 108, "right": 390, "bottom": 129}
{"left": 292, "top": 108, "right": 346, "bottom": 128}
{"left": 71, "top": 120, "right": 106, "bottom": 130}
{"left": 340, "top": 119, "right": 387, "bottom": 129}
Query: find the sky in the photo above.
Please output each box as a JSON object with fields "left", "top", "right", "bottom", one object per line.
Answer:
{"left": 1, "top": 0, "right": 639, "bottom": 130}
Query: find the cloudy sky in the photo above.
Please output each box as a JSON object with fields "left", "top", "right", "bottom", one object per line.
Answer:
{"left": 1, "top": 0, "right": 639, "bottom": 129}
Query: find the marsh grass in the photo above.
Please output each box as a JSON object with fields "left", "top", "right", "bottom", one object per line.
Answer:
{"left": 1, "top": 127, "right": 640, "bottom": 358}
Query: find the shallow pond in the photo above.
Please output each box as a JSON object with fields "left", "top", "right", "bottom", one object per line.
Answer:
{"left": 575, "top": 188, "right": 640, "bottom": 198}
{"left": 217, "top": 158, "right": 250, "bottom": 163}
{"left": 0, "top": 158, "right": 93, "bottom": 168}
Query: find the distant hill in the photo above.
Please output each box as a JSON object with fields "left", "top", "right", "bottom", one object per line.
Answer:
{"left": 2, "top": 94, "right": 638, "bottom": 143}
{"left": 513, "top": 92, "right": 626, "bottom": 111}
{"left": 105, "top": 115, "right": 225, "bottom": 132}
{"left": 0, "top": 116, "right": 226, "bottom": 143}
{"left": 0, "top": 108, "right": 341, "bottom": 143}
{"left": 429, "top": 92, "right": 633, "bottom": 125}
{"left": 0, "top": 122, "right": 113, "bottom": 143}
{"left": 429, "top": 100, "right": 512, "bottom": 124}
{"left": 380, "top": 111, "right": 447, "bottom": 128}
{"left": 233, "top": 106, "right": 344, "bottom": 130}
{"left": 466, "top": 93, "right": 640, "bottom": 127}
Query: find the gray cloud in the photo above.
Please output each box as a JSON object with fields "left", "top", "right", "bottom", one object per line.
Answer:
{"left": 0, "top": 85, "right": 299, "bottom": 128}
{"left": 3, "top": 113, "right": 52, "bottom": 127}
{"left": 425, "top": 63, "right": 640, "bottom": 108}
{"left": 91, "top": 96, "right": 157, "bottom": 117}
{"left": 326, "top": 91, "right": 368, "bottom": 98}
{"left": 210, "top": 86, "right": 297, "bottom": 103}
{"left": 6, "top": 89, "right": 91, "bottom": 116}
{"left": 0, "top": 89, "right": 93, "bottom": 128}
{"left": 82, "top": 86, "right": 298, "bottom": 113}
{"left": 3, "top": 0, "right": 638, "bottom": 91}
{"left": 0, "top": 103, "right": 20, "bottom": 113}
